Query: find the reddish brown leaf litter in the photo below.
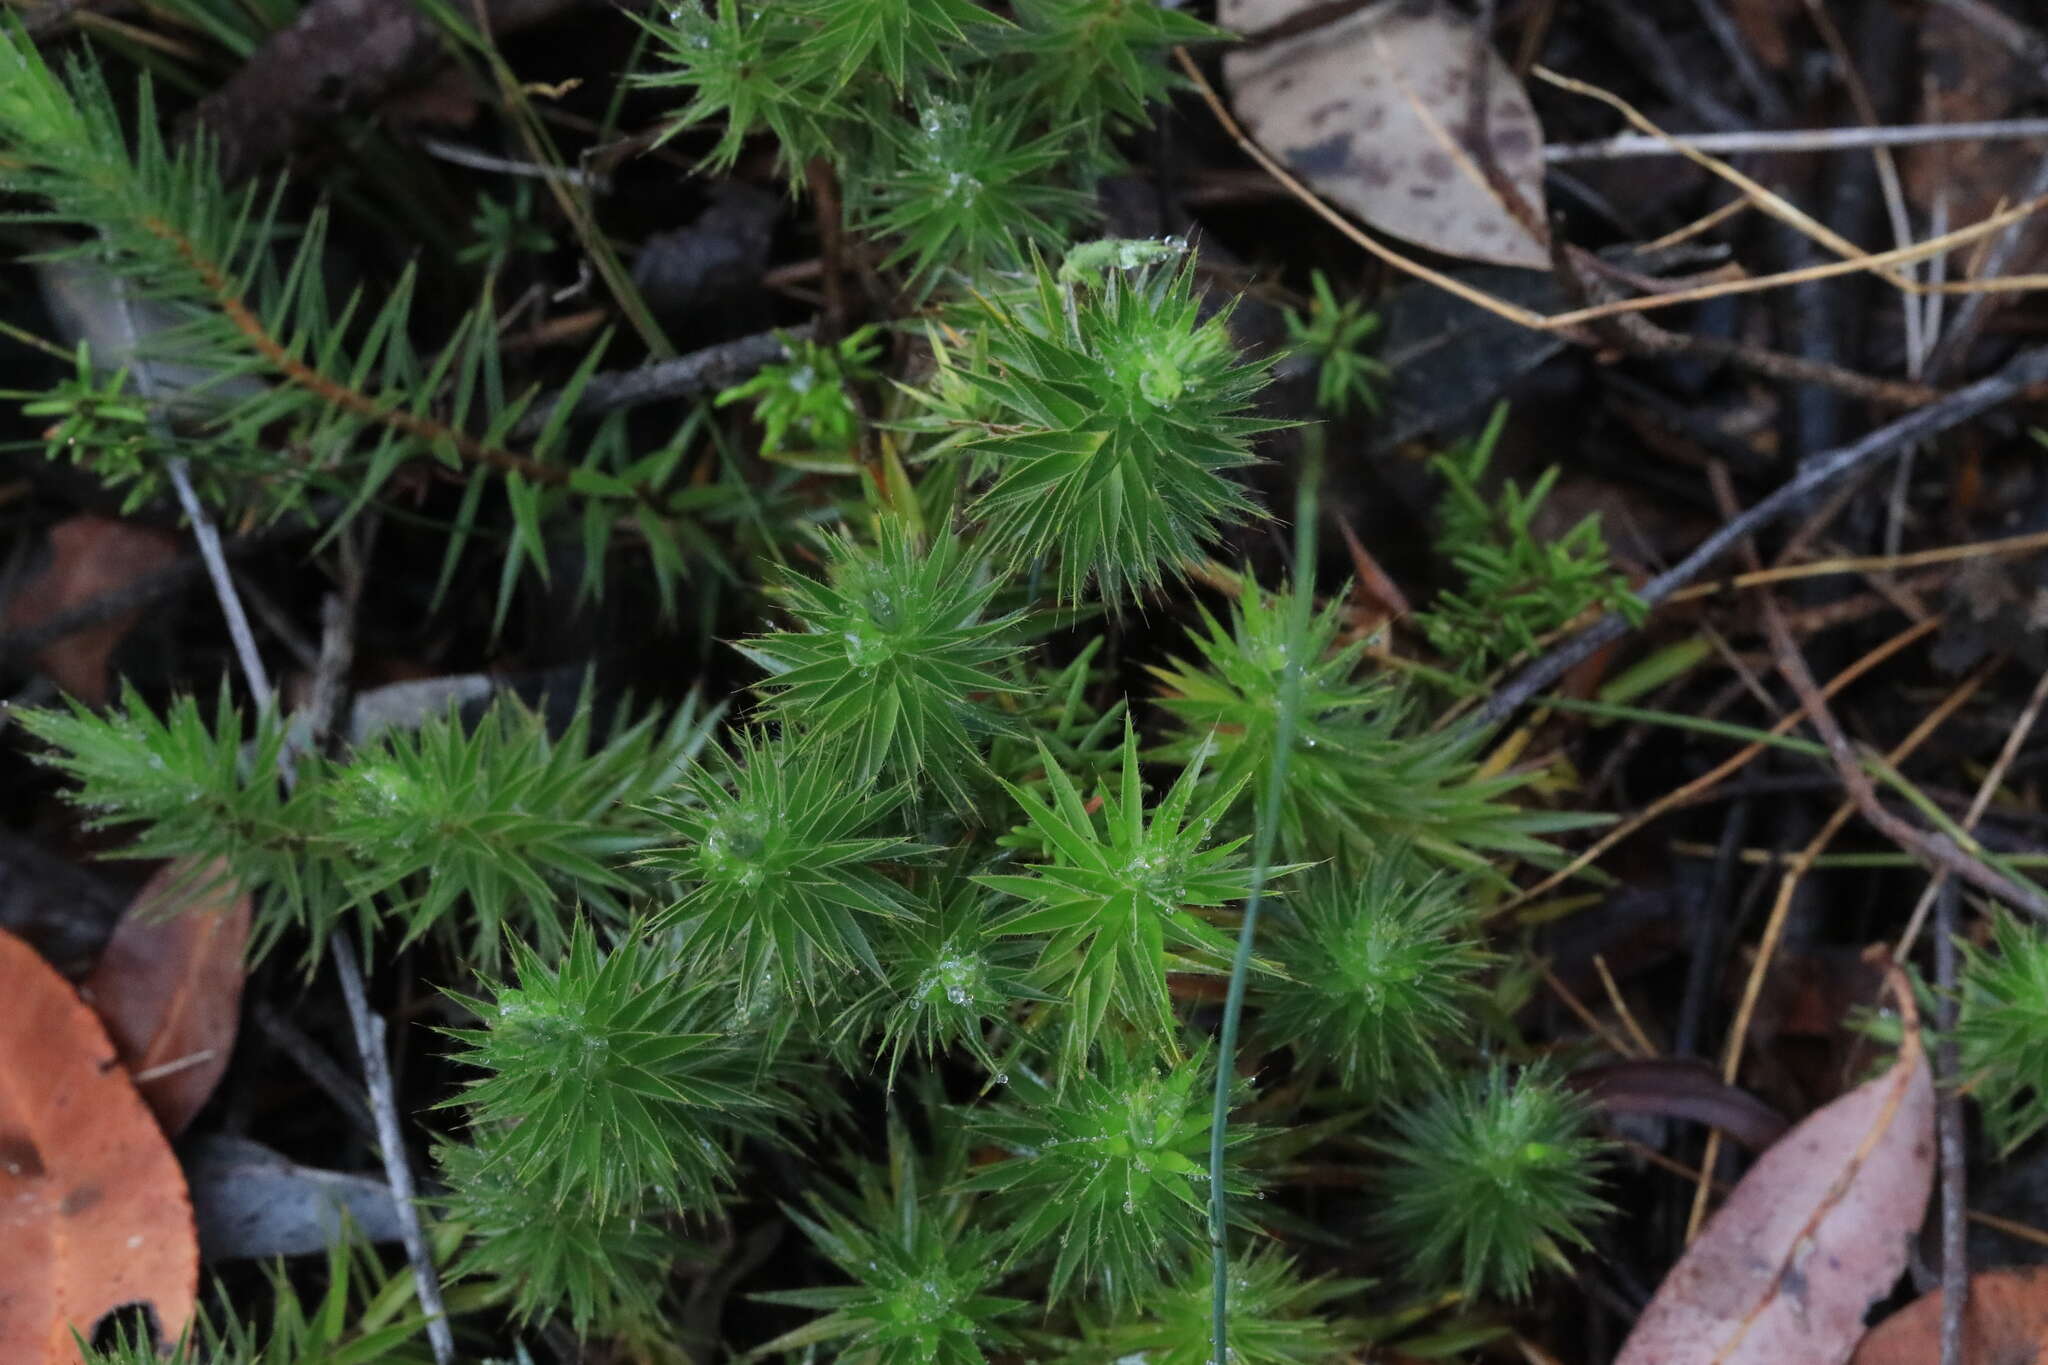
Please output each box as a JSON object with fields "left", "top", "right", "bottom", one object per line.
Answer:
{"left": 1616, "top": 974, "right": 1935, "bottom": 1365}
{"left": 2, "top": 515, "right": 178, "bottom": 705}
{"left": 1852, "top": 1265, "right": 2048, "bottom": 1365}
{"left": 0, "top": 925, "right": 197, "bottom": 1361}
{"left": 80, "top": 860, "right": 249, "bottom": 1138}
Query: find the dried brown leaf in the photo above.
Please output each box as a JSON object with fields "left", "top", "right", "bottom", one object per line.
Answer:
{"left": 0, "top": 925, "right": 197, "bottom": 1361}
{"left": 2, "top": 516, "right": 178, "bottom": 705}
{"left": 1572, "top": 1059, "right": 1790, "bottom": 1152}
{"left": 81, "top": 860, "right": 249, "bottom": 1138}
{"left": 1222, "top": 0, "right": 1550, "bottom": 269}
{"left": 1615, "top": 1022, "right": 1935, "bottom": 1365}
{"left": 1852, "top": 1265, "right": 2048, "bottom": 1364}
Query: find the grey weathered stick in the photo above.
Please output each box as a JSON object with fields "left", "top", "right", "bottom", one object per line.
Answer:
{"left": 1926, "top": 154, "right": 2048, "bottom": 379}
{"left": 1475, "top": 344, "right": 2048, "bottom": 730}
{"left": 507, "top": 323, "right": 811, "bottom": 442}
{"left": 1935, "top": 878, "right": 1968, "bottom": 1365}
{"left": 166, "top": 468, "right": 456, "bottom": 1365}
{"left": 111, "top": 250, "right": 453, "bottom": 1358}
{"left": 1548, "top": 117, "right": 2048, "bottom": 162}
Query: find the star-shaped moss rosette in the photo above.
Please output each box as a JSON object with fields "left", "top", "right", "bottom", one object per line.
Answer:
{"left": 737, "top": 518, "right": 1026, "bottom": 812}
{"left": 1373, "top": 1062, "right": 1611, "bottom": 1302}
{"left": 913, "top": 249, "right": 1283, "bottom": 605}
{"left": 1958, "top": 908, "right": 2048, "bottom": 1153}
{"left": 979, "top": 720, "right": 1296, "bottom": 1070}
{"left": 641, "top": 731, "right": 926, "bottom": 1002}
{"left": 959, "top": 1035, "right": 1261, "bottom": 1306}
{"left": 1251, "top": 857, "right": 1495, "bottom": 1097}
{"left": 836, "top": 866, "right": 1050, "bottom": 1086}
{"left": 1150, "top": 582, "right": 1595, "bottom": 875}
{"left": 1071, "top": 1244, "right": 1369, "bottom": 1365}
{"left": 437, "top": 922, "right": 786, "bottom": 1218}
{"left": 755, "top": 1117, "right": 1026, "bottom": 1364}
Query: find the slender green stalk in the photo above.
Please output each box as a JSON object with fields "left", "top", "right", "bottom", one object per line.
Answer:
{"left": 1209, "top": 426, "right": 1323, "bottom": 1362}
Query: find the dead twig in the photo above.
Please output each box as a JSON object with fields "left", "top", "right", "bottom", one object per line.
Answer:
{"left": 506, "top": 324, "right": 811, "bottom": 442}
{"left": 1896, "top": 664, "right": 2048, "bottom": 956}
{"left": 1760, "top": 593, "right": 2048, "bottom": 919}
{"left": 1475, "top": 345, "right": 2048, "bottom": 729}
{"left": 1936, "top": 878, "right": 1969, "bottom": 1365}
{"left": 168, "top": 460, "right": 455, "bottom": 1363}
{"left": 1548, "top": 118, "right": 2048, "bottom": 163}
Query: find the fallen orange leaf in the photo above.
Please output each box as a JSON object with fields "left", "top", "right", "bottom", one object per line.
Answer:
{"left": 0, "top": 925, "right": 197, "bottom": 1361}
{"left": 81, "top": 860, "right": 249, "bottom": 1138}
{"left": 1852, "top": 1266, "right": 2048, "bottom": 1365}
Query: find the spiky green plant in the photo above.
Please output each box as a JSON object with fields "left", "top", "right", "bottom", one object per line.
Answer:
{"left": 754, "top": 1115, "right": 1026, "bottom": 1363}
{"left": 979, "top": 722, "right": 1281, "bottom": 1069}
{"left": 8, "top": 5, "right": 1663, "bottom": 1353}
{"left": 1419, "top": 404, "right": 1644, "bottom": 676}
{"left": 1372, "top": 1063, "right": 1611, "bottom": 1301}
{"left": 1072, "top": 1245, "right": 1367, "bottom": 1365}
{"left": 436, "top": 1130, "right": 676, "bottom": 1337}
{"left": 637, "top": 1, "right": 850, "bottom": 176}
{"left": 437, "top": 922, "right": 785, "bottom": 1216}
{"left": 737, "top": 518, "right": 1025, "bottom": 810}
{"left": 0, "top": 27, "right": 697, "bottom": 621}
{"left": 715, "top": 325, "right": 882, "bottom": 461}
{"left": 19, "top": 685, "right": 721, "bottom": 967}
{"left": 641, "top": 730, "right": 925, "bottom": 1000}
{"left": 1956, "top": 909, "right": 2048, "bottom": 1153}
{"left": 80, "top": 1237, "right": 432, "bottom": 1365}
{"left": 849, "top": 91, "right": 1092, "bottom": 291}
{"left": 1002, "top": 0, "right": 1222, "bottom": 142}
{"left": 1284, "top": 269, "right": 1388, "bottom": 418}
{"left": 958, "top": 1037, "right": 1261, "bottom": 1306}
{"left": 837, "top": 866, "right": 1048, "bottom": 1085}
{"left": 1150, "top": 582, "right": 1590, "bottom": 875}
{"left": 1251, "top": 857, "right": 1495, "bottom": 1095}
{"left": 913, "top": 248, "right": 1282, "bottom": 604}
{"left": 313, "top": 692, "right": 721, "bottom": 965}
{"left": 792, "top": 0, "right": 1003, "bottom": 93}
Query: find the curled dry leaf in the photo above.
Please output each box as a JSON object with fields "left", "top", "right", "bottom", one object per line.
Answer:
{"left": 1222, "top": 0, "right": 1551, "bottom": 269}
{"left": 0, "top": 925, "right": 197, "bottom": 1361}
{"left": 1616, "top": 976, "right": 1935, "bottom": 1365}
{"left": 81, "top": 859, "right": 250, "bottom": 1138}
{"left": 1851, "top": 1265, "right": 2048, "bottom": 1365}
{"left": 1571, "top": 1058, "right": 1790, "bottom": 1152}
{"left": 1, "top": 516, "right": 179, "bottom": 706}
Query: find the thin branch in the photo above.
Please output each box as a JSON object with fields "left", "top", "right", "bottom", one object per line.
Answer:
{"left": 1758, "top": 593, "right": 2048, "bottom": 919}
{"left": 160, "top": 462, "right": 456, "bottom": 1363}
{"left": 1927, "top": 154, "right": 2048, "bottom": 378}
{"left": 1475, "top": 345, "right": 2048, "bottom": 729}
{"left": 166, "top": 462, "right": 272, "bottom": 701}
{"left": 506, "top": 324, "right": 810, "bottom": 441}
{"left": 1548, "top": 117, "right": 2048, "bottom": 163}
{"left": 327, "top": 931, "right": 455, "bottom": 1363}
{"left": 1935, "top": 878, "right": 1969, "bottom": 1365}
{"left": 1896, "top": 664, "right": 2048, "bottom": 956}
{"left": 417, "top": 134, "right": 612, "bottom": 191}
